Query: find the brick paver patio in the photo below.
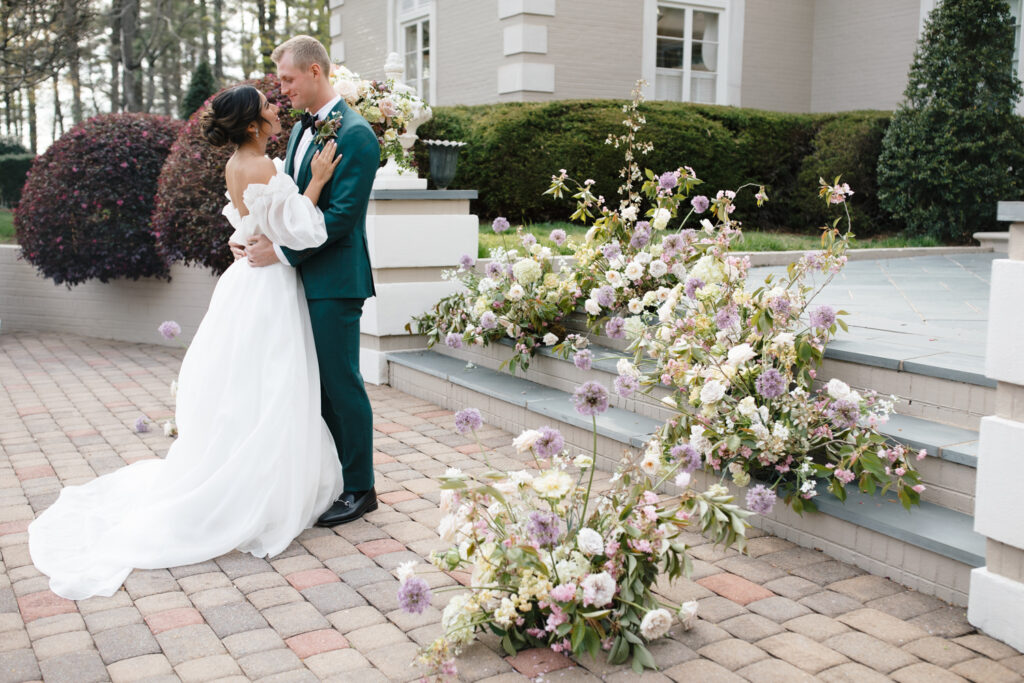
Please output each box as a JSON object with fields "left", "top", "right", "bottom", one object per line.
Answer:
{"left": 1, "top": 332, "right": 1022, "bottom": 682}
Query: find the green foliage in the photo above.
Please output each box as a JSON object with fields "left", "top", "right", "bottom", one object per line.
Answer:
{"left": 877, "top": 0, "right": 1024, "bottom": 242}
{"left": 179, "top": 61, "right": 217, "bottom": 120}
{"left": 0, "top": 209, "right": 14, "bottom": 243}
{"left": 0, "top": 136, "right": 28, "bottom": 155}
{"left": 0, "top": 154, "right": 33, "bottom": 207}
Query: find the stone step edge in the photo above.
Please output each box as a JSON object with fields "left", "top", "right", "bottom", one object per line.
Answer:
{"left": 386, "top": 349, "right": 986, "bottom": 569}
{"left": 450, "top": 337, "right": 980, "bottom": 469}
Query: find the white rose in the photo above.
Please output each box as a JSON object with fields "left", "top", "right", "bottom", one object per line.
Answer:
{"left": 585, "top": 226, "right": 599, "bottom": 243}
{"left": 163, "top": 420, "right": 175, "bottom": 437}
{"left": 652, "top": 207, "right": 671, "bottom": 230}
{"left": 678, "top": 601, "right": 699, "bottom": 630}
{"left": 624, "top": 316, "right": 646, "bottom": 340}
{"left": 507, "top": 283, "right": 525, "bottom": 301}
{"left": 169, "top": 379, "right": 178, "bottom": 401}
{"left": 826, "top": 378, "right": 852, "bottom": 401}
{"left": 726, "top": 343, "right": 756, "bottom": 366}
{"left": 636, "top": 251, "right": 652, "bottom": 264}
{"left": 700, "top": 379, "right": 726, "bottom": 404}
{"left": 576, "top": 528, "right": 604, "bottom": 555}
{"left": 640, "top": 608, "right": 674, "bottom": 640}
{"left": 513, "top": 429, "right": 542, "bottom": 452}
{"left": 573, "top": 454, "right": 594, "bottom": 469}
{"left": 620, "top": 205, "right": 638, "bottom": 222}
{"left": 584, "top": 298, "right": 601, "bottom": 315}
{"left": 628, "top": 298, "right": 643, "bottom": 314}
{"left": 624, "top": 261, "right": 644, "bottom": 280}
{"left": 640, "top": 452, "right": 661, "bottom": 477}
{"left": 606, "top": 270, "right": 624, "bottom": 288}
{"left": 532, "top": 469, "right": 573, "bottom": 498}
{"left": 649, "top": 260, "right": 668, "bottom": 278}
{"left": 737, "top": 396, "right": 759, "bottom": 420}
{"left": 772, "top": 332, "right": 795, "bottom": 347}
{"left": 334, "top": 78, "right": 360, "bottom": 104}
{"left": 396, "top": 560, "right": 417, "bottom": 582}
{"left": 671, "top": 262, "right": 687, "bottom": 280}
{"left": 542, "top": 332, "right": 558, "bottom": 346}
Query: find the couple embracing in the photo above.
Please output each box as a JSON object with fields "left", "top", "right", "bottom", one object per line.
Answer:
{"left": 29, "top": 36, "right": 381, "bottom": 600}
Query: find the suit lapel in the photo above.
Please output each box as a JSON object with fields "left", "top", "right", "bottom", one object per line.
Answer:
{"left": 298, "top": 99, "right": 349, "bottom": 190}
{"left": 285, "top": 124, "right": 301, "bottom": 178}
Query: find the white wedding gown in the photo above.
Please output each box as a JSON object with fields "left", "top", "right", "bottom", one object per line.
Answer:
{"left": 29, "top": 159, "right": 344, "bottom": 600}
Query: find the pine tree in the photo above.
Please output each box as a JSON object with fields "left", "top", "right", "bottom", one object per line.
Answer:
{"left": 877, "top": 0, "right": 1024, "bottom": 242}
{"left": 179, "top": 61, "right": 216, "bottom": 119}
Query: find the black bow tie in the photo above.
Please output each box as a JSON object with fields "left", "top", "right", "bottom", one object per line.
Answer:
{"left": 299, "top": 111, "right": 318, "bottom": 133}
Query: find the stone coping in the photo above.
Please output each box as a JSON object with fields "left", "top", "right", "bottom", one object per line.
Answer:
{"left": 996, "top": 201, "right": 1024, "bottom": 222}
{"left": 368, "top": 189, "right": 477, "bottom": 200}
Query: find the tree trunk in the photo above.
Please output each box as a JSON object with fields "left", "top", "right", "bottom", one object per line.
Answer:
{"left": 145, "top": 55, "right": 156, "bottom": 112}
{"left": 52, "top": 73, "right": 64, "bottom": 138}
{"left": 199, "top": 0, "right": 209, "bottom": 63}
{"left": 63, "top": 0, "right": 84, "bottom": 124}
{"left": 121, "top": 0, "right": 143, "bottom": 112}
{"left": 110, "top": 0, "right": 122, "bottom": 111}
{"left": 259, "top": 0, "right": 277, "bottom": 73}
{"left": 26, "top": 85, "right": 37, "bottom": 154}
{"left": 213, "top": 0, "right": 224, "bottom": 82}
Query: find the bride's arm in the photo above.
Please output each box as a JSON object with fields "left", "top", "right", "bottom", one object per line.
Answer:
{"left": 304, "top": 140, "right": 342, "bottom": 205}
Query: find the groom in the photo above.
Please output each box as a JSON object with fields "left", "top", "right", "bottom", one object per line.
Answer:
{"left": 241, "top": 35, "right": 380, "bottom": 526}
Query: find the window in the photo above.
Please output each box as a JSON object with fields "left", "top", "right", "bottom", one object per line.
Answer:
{"left": 398, "top": 0, "right": 431, "bottom": 99}
{"left": 655, "top": 4, "right": 720, "bottom": 103}
{"left": 1006, "top": 0, "right": 1024, "bottom": 113}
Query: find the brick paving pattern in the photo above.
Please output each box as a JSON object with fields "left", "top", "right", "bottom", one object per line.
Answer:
{"left": 1, "top": 332, "right": 1022, "bottom": 682}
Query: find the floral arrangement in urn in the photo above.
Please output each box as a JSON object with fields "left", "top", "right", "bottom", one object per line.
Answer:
{"left": 329, "top": 64, "right": 431, "bottom": 171}
{"left": 396, "top": 400, "right": 749, "bottom": 679}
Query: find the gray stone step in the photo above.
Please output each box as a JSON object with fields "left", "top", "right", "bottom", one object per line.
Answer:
{"left": 387, "top": 349, "right": 985, "bottom": 605}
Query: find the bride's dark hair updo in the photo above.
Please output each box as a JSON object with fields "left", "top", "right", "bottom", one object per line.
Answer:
{"left": 200, "top": 85, "right": 266, "bottom": 147}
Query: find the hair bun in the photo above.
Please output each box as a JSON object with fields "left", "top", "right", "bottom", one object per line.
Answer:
{"left": 200, "top": 109, "right": 230, "bottom": 147}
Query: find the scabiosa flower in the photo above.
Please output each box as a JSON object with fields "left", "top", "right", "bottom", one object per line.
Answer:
{"left": 492, "top": 217, "right": 510, "bottom": 233}
{"left": 745, "top": 484, "right": 777, "bottom": 515}
{"left": 458, "top": 253, "right": 475, "bottom": 270}
{"left": 595, "top": 285, "right": 615, "bottom": 308}
{"left": 396, "top": 576, "right": 432, "bottom": 614}
{"left": 615, "top": 373, "right": 639, "bottom": 397}
{"left": 661, "top": 234, "right": 683, "bottom": 254}
{"left": 550, "top": 228, "right": 567, "bottom": 246}
{"left": 574, "top": 349, "right": 593, "bottom": 371}
{"left": 480, "top": 311, "right": 497, "bottom": 329}
{"left": 670, "top": 443, "right": 702, "bottom": 472}
{"left": 601, "top": 241, "right": 622, "bottom": 260}
{"left": 658, "top": 171, "right": 678, "bottom": 193}
{"left": 521, "top": 233, "right": 537, "bottom": 248}
{"left": 485, "top": 261, "right": 504, "bottom": 279}
{"left": 715, "top": 306, "right": 739, "bottom": 329}
{"left": 605, "top": 316, "right": 626, "bottom": 339}
{"left": 534, "top": 426, "right": 565, "bottom": 458}
{"left": 809, "top": 305, "right": 836, "bottom": 330}
{"left": 133, "top": 416, "right": 150, "bottom": 433}
{"left": 691, "top": 195, "right": 710, "bottom": 214}
{"left": 528, "top": 510, "right": 561, "bottom": 547}
{"left": 684, "top": 277, "right": 705, "bottom": 299}
{"left": 445, "top": 332, "right": 463, "bottom": 349}
{"left": 755, "top": 367, "right": 786, "bottom": 399}
{"left": 158, "top": 321, "right": 181, "bottom": 340}
{"left": 770, "top": 297, "right": 791, "bottom": 317}
{"left": 828, "top": 399, "right": 859, "bottom": 429}
{"left": 573, "top": 381, "right": 609, "bottom": 416}
{"left": 454, "top": 408, "right": 483, "bottom": 434}
{"left": 630, "top": 222, "right": 652, "bottom": 249}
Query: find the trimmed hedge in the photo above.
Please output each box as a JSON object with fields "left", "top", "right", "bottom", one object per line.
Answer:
{"left": 0, "top": 154, "right": 33, "bottom": 206}
{"left": 415, "top": 100, "right": 895, "bottom": 236}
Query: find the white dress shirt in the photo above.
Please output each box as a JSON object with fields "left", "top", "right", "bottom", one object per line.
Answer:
{"left": 274, "top": 95, "right": 342, "bottom": 266}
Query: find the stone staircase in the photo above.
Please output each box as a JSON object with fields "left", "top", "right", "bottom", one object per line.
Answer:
{"left": 386, "top": 312, "right": 989, "bottom": 606}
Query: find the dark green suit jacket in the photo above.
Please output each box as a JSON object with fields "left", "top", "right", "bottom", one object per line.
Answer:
{"left": 282, "top": 99, "right": 378, "bottom": 300}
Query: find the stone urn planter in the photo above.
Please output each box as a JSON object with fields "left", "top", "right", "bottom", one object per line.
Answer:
{"left": 422, "top": 140, "right": 466, "bottom": 190}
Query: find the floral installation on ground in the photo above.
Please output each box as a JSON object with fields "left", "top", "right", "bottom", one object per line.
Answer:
{"left": 397, "top": 395, "right": 749, "bottom": 680}
{"left": 134, "top": 320, "right": 182, "bottom": 438}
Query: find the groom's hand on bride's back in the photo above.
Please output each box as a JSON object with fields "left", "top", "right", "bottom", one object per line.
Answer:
{"left": 245, "top": 235, "right": 280, "bottom": 267}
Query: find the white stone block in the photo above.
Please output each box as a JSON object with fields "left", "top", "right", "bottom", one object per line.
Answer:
{"left": 497, "top": 62, "right": 555, "bottom": 94}
{"left": 985, "top": 259, "right": 1024, "bottom": 384}
{"left": 968, "top": 566, "right": 1024, "bottom": 653}
{"left": 360, "top": 347, "right": 387, "bottom": 385}
{"left": 361, "top": 281, "right": 460, "bottom": 336}
{"left": 498, "top": 0, "right": 555, "bottom": 19}
{"left": 365, "top": 214, "right": 478, "bottom": 268}
{"left": 974, "top": 415, "right": 1024, "bottom": 549}
{"left": 328, "top": 0, "right": 344, "bottom": 8}
{"left": 330, "top": 13, "right": 342, "bottom": 38}
{"left": 503, "top": 24, "right": 548, "bottom": 55}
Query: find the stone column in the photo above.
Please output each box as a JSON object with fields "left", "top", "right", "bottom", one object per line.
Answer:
{"left": 968, "top": 201, "right": 1024, "bottom": 651}
{"left": 359, "top": 188, "right": 478, "bottom": 385}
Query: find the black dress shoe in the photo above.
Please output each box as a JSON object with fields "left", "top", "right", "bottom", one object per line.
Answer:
{"left": 315, "top": 488, "right": 378, "bottom": 527}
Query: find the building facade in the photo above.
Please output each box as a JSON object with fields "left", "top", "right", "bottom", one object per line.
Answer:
{"left": 326, "top": 0, "right": 1024, "bottom": 114}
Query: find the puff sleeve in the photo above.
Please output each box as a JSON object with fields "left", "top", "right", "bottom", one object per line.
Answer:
{"left": 240, "top": 158, "right": 328, "bottom": 250}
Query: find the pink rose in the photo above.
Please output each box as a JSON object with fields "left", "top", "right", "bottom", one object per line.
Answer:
{"left": 378, "top": 98, "right": 398, "bottom": 118}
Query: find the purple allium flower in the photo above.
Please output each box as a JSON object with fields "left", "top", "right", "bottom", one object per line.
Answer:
{"left": 809, "top": 305, "right": 836, "bottom": 330}
{"left": 670, "top": 443, "right": 702, "bottom": 472}
{"left": 534, "top": 426, "right": 565, "bottom": 457}
{"left": 828, "top": 399, "right": 859, "bottom": 430}
{"left": 630, "top": 222, "right": 651, "bottom": 249}
{"left": 745, "top": 484, "right": 777, "bottom": 515}
{"left": 396, "top": 577, "right": 432, "bottom": 614}
{"left": 661, "top": 234, "right": 683, "bottom": 254}
{"left": 691, "top": 195, "right": 710, "bottom": 214}
{"left": 459, "top": 253, "right": 475, "bottom": 270}
{"left": 445, "top": 332, "right": 463, "bottom": 349}
{"left": 605, "top": 316, "right": 626, "bottom": 339}
{"left": 684, "top": 277, "right": 705, "bottom": 299}
{"left": 158, "top": 321, "right": 181, "bottom": 340}
{"left": 492, "top": 217, "right": 510, "bottom": 233}
{"left": 454, "top": 408, "right": 483, "bottom": 434}
{"left": 573, "top": 381, "right": 610, "bottom": 416}
{"left": 595, "top": 286, "right": 615, "bottom": 308}
{"left": 715, "top": 306, "right": 738, "bottom": 329}
{"left": 601, "top": 241, "right": 622, "bottom": 260}
{"left": 755, "top": 367, "right": 786, "bottom": 399}
{"left": 134, "top": 416, "right": 150, "bottom": 433}
{"left": 480, "top": 311, "right": 497, "bottom": 329}
{"left": 522, "top": 233, "right": 537, "bottom": 248}
{"left": 485, "top": 261, "right": 504, "bottom": 279}
{"left": 614, "top": 374, "right": 639, "bottom": 397}
{"left": 528, "top": 510, "right": 561, "bottom": 547}
{"left": 658, "top": 171, "right": 678, "bottom": 193}
{"left": 574, "top": 349, "right": 593, "bottom": 371}
{"left": 550, "top": 229, "right": 567, "bottom": 246}
{"left": 769, "top": 297, "right": 791, "bottom": 317}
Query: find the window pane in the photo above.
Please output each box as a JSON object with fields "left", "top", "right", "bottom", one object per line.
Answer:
{"left": 657, "top": 6, "right": 685, "bottom": 39}
{"left": 422, "top": 49, "right": 430, "bottom": 81}
{"left": 693, "top": 11, "right": 718, "bottom": 42}
{"left": 657, "top": 38, "right": 684, "bottom": 69}
{"left": 692, "top": 41, "right": 717, "bottom": 72}
{"left": 655, "top": 71, "right": 682, "bottom": 100}
{"left": 691, "top": 73, "right": 716, "bottom": 103}
{"left": 422, "top": 20, "right": 430, "bottom": 48}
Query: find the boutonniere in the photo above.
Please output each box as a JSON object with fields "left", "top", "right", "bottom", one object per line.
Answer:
{"left": 312, "top": 112, "right": 343, "bottom": 144}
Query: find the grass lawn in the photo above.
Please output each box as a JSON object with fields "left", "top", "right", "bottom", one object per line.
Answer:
{"left": 477, "top": 221, "right": 942, "bottom": 258}
{"left": 0, "top": 209, "right": 15, "bottom": 244}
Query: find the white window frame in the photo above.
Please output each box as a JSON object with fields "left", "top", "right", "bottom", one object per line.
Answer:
{"left": 392, "top": 0, "right": 436, "bottom": 104}
{"left": 641, "top": 0, "right": 743, "bottom": 106}
{"left": 1009, "top": 0, "right": 1024, "bottom": 115}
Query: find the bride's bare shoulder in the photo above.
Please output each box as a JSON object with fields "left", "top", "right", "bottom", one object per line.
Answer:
{"left": 227, "top": 154, "right": 277, "bottom": 187}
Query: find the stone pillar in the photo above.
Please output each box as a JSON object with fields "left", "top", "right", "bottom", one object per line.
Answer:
{"left": 968, "top": 201, "right": 1024, "bottom": 652}
{"left": 359, "top": 189, "right": 478, "bottom": 385}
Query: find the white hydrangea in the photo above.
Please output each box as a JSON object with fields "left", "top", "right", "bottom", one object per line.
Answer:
{"left": 652, "top": 207, "right": 671, "bottom": 230}
{"left": 690, "top": 254, "right": 725, "bottom": 285}
{"left": 671, "top": 262, "right": 687, "bottom": 280}
{"left": 512, "top": 258, "right": 542, "bottom": 284}
{"left": 442, "top": 593, "right": 477, "bottom": 645}
{"left": 624, "top": 316, "right": 646, "bottom": 340}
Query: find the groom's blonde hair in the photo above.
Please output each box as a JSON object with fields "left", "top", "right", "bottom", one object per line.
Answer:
{"left": 272, "top": 35, "right": 331, "bottom": 74}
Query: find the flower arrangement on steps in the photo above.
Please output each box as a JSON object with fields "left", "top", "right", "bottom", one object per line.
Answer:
{"left": 408, "top": 81, "right": 926, "bottom": 514}
{"left": 396, "top": 397, "right": 750, "bottom": 679}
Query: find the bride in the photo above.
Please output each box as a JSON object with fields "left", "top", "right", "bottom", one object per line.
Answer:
{"left": 28, "top": 85, "right": 345, "bottom": 600}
